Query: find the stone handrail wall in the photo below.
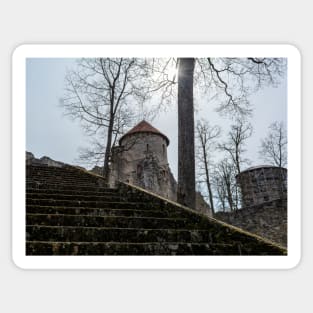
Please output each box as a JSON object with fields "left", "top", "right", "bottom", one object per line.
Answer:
{"left": 118, "top": 182, "right": 287, "bottom": 254}
{"left": 214, "top": 198, "right": 287, "bottom": 247}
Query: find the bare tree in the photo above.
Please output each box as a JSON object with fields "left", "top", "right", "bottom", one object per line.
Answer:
{"left": 213, "top": 158, "right": 238, "bottom": 211}
{"left": 101, "top": 57, "right": 284, "bottom": 210}
{"left": 195, "top": 119, "right": 221, "bottom": 213}
{"left": 61, "top": 57, "right": 286, "bottom": 210}
{"left": 61, "top": 58, "right": 149, "bottom": 181}
{"left": 218, "top": 119, "right": 253, "bottom": 175}
{"left": 259, "top": 121, "right": 287, "bottom": 168}
{"left": 175, "top": 57, "right": 285, "bottom": 209}
{"left": 146, "top": 58, "right": 178, "bottom": 103}
{"left": 75, "top": 106, "right": 133, "bottom": 169}
{"left": 213, "top": 174, "right": 227, "bottom": 212}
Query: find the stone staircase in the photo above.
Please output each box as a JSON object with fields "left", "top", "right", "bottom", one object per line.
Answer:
{"left": 26, "top": 164, "right": 287, "bottom": 255}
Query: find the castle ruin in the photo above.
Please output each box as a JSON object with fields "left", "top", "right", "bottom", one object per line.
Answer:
{"left": 26, "top": 122, "right": 287, "bottom": 247}
{"left": 108, "top": 120, "right": 212, "bottom": 216}
{"left": 216, "top": 165, "right": 288, "bottom": 247}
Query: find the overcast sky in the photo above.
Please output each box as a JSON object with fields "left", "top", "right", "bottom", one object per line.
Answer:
{"left": 26, "top": 58, "right": 287, "bottom": 179}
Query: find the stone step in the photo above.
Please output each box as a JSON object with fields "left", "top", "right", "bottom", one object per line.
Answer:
{"left": 27, "top": 179, "right": 100, "bottom": 186}
{"left": 119, "top": 193, "right": 175, "bottom": 205}
{"left": 26, "top": 175, "right": 102, "bottom": 182}
{"left": 26, "top": 225, "right": 216, "bottom": 243}
{"left": 26, "top": 171, "right": 96, "bottom": 177}
{"left": 26, "top": 241, "right": 241, "bottom": 255}
{"left": 26, "top": 166, "right": 93, "bottom": 175}
{"left": 26, "top": 205, "right": 183, "bottom": 218}
{"left": 26, "top": 169, "right": 96, "bottom": 179}
{"left": 26, "top": 193, "right": 121, "bottom": 202}
{"left": 26, "top": 182, "right": 108, "bottom": 191}
{"left": 27, "top": 213, "right": 193, "bottom": 229}
{"left": 26, "top": 174, "right": 93, "bottom": 179}
{"left": 26, "top": 199, "right": 159, "bottom": 210}
{"left": 25, "top": 165, "right": 287, "bottom": 256}
{"left": 26, "top": 188, "right": 119, "bottom": 196}
{"left": 26, "top": 170, "right": 103, "bottom": 180}
{"left": 120, "top": 194, "right": 168, "bottom": 207}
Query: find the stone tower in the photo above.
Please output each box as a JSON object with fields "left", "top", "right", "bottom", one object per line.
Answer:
{"left": 108, "top": 120, "right": 212, "bottom": 216}
{"left": 236, "top": 165, "right": 287, "bottom": 207}
{"left": 108, "top": 120, "right": 177, "bottom": 200}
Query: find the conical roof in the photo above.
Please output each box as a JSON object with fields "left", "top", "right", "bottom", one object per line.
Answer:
{"left": 119, "top": 120, "right": 170, "bottom": 146}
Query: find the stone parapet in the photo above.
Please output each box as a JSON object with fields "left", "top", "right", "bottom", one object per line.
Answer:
{"left": 215, "top": 198, "right": 287, "bottom": 247}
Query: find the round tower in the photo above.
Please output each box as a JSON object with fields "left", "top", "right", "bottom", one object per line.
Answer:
{"left": 119, "top": 120, "right": 170, "bottom": 169}
{"left": 109, "top": 120, "right": 176, "bottom": 199}
{"left": 236, "top": 165, "right": 287, "bottom": 207}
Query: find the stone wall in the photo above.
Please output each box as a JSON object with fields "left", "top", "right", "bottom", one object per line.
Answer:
{"left": 109, "top": 133, "right": 175, "bottom": 198}
{"left": 117, "top": 182, "right": 286, "bottom": 255}
{"left": 120, "top": 133, "right": 168, "bottom": 166}
{"left": 26, "top": 151, "right": 65, "bottom": 167}
{"left": 236, "top": 166, "right": 287, "bottom": 207}
{"left": 214, "top": 198, "right": 287, "bottom": 247}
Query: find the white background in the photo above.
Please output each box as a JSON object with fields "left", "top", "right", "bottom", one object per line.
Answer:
{"left": 12, "top": 44, "right": 300, "bottom": 270}
{"left": 1, "top": 0, "right": 310, "bottom": 312}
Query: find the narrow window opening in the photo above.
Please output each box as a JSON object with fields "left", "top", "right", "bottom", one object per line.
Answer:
{"left": 137, "top": 164, "right": 143, "bottom": 179}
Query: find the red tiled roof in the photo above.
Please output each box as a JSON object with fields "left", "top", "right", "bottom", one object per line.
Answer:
{"left": 119, "top": 120, "right": 170, "bottom": 146}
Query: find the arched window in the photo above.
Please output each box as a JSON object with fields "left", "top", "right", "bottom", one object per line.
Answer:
{"left": 137, "top": 164, "right": 143, "bottom": 179}
{"left": 162, "top": 144, "right": 165, "bottom": 156}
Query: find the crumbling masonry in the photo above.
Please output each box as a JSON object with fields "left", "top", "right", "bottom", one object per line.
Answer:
{"left": 107, "top": 120, "right": 212, "bottom": 216}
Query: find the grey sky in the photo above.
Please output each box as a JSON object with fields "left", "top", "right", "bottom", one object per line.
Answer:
{"left": 26, "top": 58, "right": 287, "bottom": 179}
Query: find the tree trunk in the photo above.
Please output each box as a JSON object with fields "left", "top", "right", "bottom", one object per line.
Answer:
{"left": 235, "top": 147, "right": 241, "bottom": 174}
{"left": 226, "top": 181, "right": 234, "bottom": 211}
{"left": 202, "top": 145, "right": 215, "bottom": 213}
{"left": 177, "top": 58, "right": 196, "bottom": 209}
{"left": 102, "top": 114, "right": 114, "bottom": 182}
